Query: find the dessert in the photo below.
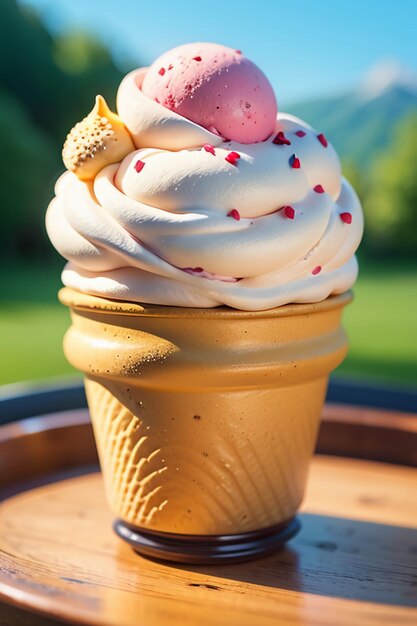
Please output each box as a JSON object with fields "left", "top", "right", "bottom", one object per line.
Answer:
{"left": 141, "top": 42, "right": 277, "bottom": 143}
{"left": 47, "top": 42, "right": 362, "bottom": 311}
{"left": 46, "top": 42, "right": 363, "bottom": 563}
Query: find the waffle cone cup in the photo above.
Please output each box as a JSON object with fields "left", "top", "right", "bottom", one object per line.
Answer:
{"left": 59, "top": 287, "right": 352, "bottom": 562}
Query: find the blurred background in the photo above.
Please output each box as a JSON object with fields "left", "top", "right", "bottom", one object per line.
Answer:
{"left": 0, "top": 0, "right": 416, "bottom": 389}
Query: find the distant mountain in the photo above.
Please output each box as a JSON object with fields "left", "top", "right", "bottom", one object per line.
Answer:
{"left": 289, "top": 60, "right": 417, "bottom": 166}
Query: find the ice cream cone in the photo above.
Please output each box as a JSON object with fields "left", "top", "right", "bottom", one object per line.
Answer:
{"left": 59, "top": 287, "right": 352, "bottom": 563}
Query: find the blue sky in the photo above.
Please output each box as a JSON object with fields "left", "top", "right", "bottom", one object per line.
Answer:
{"left": 20, "top": 0, "right": 417, "bottom": 104}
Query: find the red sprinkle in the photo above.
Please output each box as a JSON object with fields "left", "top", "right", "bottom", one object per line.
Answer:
{"left": 166, "top": 94, "right": 175, "bottom": 108}
{"left": 340, "top": 212, "right": 352, "bottom": 224}
{"left": 317, "top": 133, "right": 328, "bottom": 147}
{"left": 134, "top": 159, "right": 145, "bottom": 173}
{"left": 203, "top": 144, "right": 216, "bottom": 156}
{"left": 295, "top": 130, "right": 306, "bottom": 137}
{"left": 228, "top": 209, "right": 241, "bottom": 221}
{"left": 193, "top": 56, "right": 202, "bottom": 61}
{"left": 225, "top": 151, "right": 241, "bottom": 166}
{"left": 284, "top": 206, "right": 295, "bottom": 219}
{"left": 158, "top": 67, "right": 165, "bottom": 76}
{"left": 168, "top": 64, "right": 174, "bottom": 70}
{"left": 312, "top": 266, "right": 322, "bottom": 275}
{"left": 290, "top": 154, "right": 301, "bottom": 169}
{"left": 273, "top": 131, "right": 291, "bottom": 146}
{"left": 235, "top": 49, "right": 242, "bottom": 54}
{"left": 314, "top": 184, "right": 325, "bottom": 193}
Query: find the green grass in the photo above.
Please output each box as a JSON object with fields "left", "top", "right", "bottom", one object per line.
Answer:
{"left": 0, "top": 263, "right": 75, "bottom": 384}
{"left": 337, "top": 261, "right": 417, "bottom": 385}
{"left": 0, "top": 261, "right": 416, "bottom": 387}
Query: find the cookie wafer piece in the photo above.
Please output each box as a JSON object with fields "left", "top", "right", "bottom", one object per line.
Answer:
{"left": 62, "top": 95, "right": 134, "bottom": 181}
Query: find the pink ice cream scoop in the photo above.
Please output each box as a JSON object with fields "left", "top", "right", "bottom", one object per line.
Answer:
{"left": 141, "top": 42, "right": 277, "bottom": 143}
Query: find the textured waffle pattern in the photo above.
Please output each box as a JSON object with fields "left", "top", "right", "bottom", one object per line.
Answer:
{"left": 85, "top": 377, "right": 323, "bottom": 534}
{"left": 85, "top": 379, "right": 169, "bottom": 526}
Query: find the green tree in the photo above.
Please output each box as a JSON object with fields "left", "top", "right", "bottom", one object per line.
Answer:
{"left": 0, "top": 91, "right": 58, "bottom": 257}
{"left": 342, "top": 159, "right": 367, "bottom": 205}
{"left": 0, "top": 0, "right": 127, "bottom": 259}
{"left": 365, "top": 113, "right": 417, "bottom": 257}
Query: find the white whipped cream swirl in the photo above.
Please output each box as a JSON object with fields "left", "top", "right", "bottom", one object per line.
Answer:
{"left": 46, "top": 68, "right": 363, "bottom": 310}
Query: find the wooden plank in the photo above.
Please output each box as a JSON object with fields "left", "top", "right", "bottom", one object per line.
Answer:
{"left": 0, "top": 410, "right": 98, "bottom": 497}
{"left": 1, "top": 407, "right": 416, "bottom": 624}
{"left": 0, "top": 459, "right": 416, "bottom": 626}
{"left": 319, "top": 403, "right": 417, "bottom": 466}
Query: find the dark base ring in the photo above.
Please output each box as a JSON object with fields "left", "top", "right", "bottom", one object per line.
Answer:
{"left": 113, "top": 516, "right": 300, "bottom": 564}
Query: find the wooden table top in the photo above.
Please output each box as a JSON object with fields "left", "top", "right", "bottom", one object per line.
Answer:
{"left": 0, "top": 407, "right": 416, "bottom": 625}
{"left": 1, "top": 458, "right": 417, "bottom": 625}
